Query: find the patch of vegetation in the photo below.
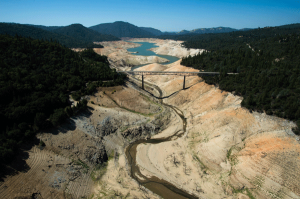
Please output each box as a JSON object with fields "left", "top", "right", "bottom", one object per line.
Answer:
{"left": 0, "top": 35, "right": 126, "bottom": 165}
{"left": 108, "top": 150, "right": 115, "bottom": 161}
{"left": 75, "top": 159, "right": 89, "bottom": 169}
{"left": 227, "top": 147, "right": 233, "bottom": 160}
{"left": 90, "top": 162, "right": 108, "bottom": 182}
{"left": 230, "top": 184, "right": 256, "bottom": 199}
{"left": 193, "top": 154, "right": 208, "bottom": 171}
{"left": 139, "top": 93, "right": 164, "bottom": 114}
{"left": 74, "top": 159, "right": 89, "bottom": 174}
{"left": 227, "top": 146, "right": 240, "bottom": 166}
{"left": 120, "top": 126, "right": 129, "bottom": 132}
{"left": 39, "top": 140, "right": 46, "bottom": 147}
{"left": 91, "top": 150, "right": 118, "bottom": 182}
{"left": 251, "top": 176, "right": 264, "bottom": 189}
{"left": 245, "top": 188, "right": 256, "bottom": 199}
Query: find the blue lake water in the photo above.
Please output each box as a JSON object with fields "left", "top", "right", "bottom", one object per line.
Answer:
{"left": 127, "top": 42, "right": 180, "bottom": 70}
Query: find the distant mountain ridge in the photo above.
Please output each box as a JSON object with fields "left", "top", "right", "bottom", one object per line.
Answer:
{"left": 0, "top": 21, "right": 255, "bottom": 40}
{"left": 88, "top": 21, "right": 248, "bottom": 37}
{"left": 0, "top": 23, "right": 121, "bottom": 48}
{"left": 0, "top": 23, "right": 103, "bottom": 48}
{"left": 89, "top": 21, "right": 155, "bottom": 38}
{"left": 53, "top": 24, "right": 120, "bottom": 42}
{"left": 140, "top": 27, "right": 163, "bottom": 36}
{"left": 190, "top": 27, "right": 238, "bottom": 34}
{"left": 25, "top": 24, "right": 63, "bottom": 31}
{"left": 161, "top": 27, "right": 251, "bottom": 35}
{"left": 2, "top": 21, "right": 299, "bottom": 43}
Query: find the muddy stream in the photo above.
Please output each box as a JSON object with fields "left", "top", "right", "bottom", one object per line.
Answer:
{"left": 125, "top": 79, "right": 197, "bottom": 199}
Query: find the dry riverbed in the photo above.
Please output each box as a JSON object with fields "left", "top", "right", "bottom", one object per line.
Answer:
{"left": 134, "top": 60, "right": 300, "bottom": 199}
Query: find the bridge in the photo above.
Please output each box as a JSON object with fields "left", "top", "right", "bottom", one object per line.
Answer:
{"left": 119, "top": 71, "right": 238, "bottom": 89}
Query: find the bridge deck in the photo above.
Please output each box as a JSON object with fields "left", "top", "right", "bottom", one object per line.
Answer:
{"left": 120, "top": 70, "right": 238, "bottom": 90}
{"left": 121, "top": 71, "right": 238, "bottom": 76}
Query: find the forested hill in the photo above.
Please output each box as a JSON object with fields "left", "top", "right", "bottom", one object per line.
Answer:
{"left": 179, "top": 24, "right": 300, "bottom": 133}
{"left": 52, "top": 24, "right": 120, "bottom": 42}
{"left": 90, "top": 21, "right": 155, "bottom": 38}
{"left": 25, "top": 24, "right": 63, "bottom": 31}
{"left": 140, "top": 27, "right": 163, "bottom": 36}
{"left": 0, "top": 23, "right": 103, "bottom": 48}
{"left": 0, "top": 35, "right": 126, "bottom": 165}
{"left": 159, "top": 23, "right": 300, "bottom": 51}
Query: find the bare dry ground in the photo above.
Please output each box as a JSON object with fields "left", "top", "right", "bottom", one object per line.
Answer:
{"left": 94, "top": 40, "right": 169, "bottom": 69}
{"left": 93, "top": 38, "right": 205, "bottom": 70}
{"left": 0, "top": 84, "right": 165, "bottom": 199}
{"left": 135, "top": 60, "right": 300, "bottom": 199}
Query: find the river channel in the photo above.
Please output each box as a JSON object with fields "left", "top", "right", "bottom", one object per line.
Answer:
{"left": 125, "top": 77, "right": 197, "bottom": 199}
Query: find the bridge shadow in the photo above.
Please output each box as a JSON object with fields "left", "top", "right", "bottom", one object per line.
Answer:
{"left": 155, "top": 83, "right": 200, "bottom": 99}
{"left": 129, "top": 78, "right": 201, "bottom": 99}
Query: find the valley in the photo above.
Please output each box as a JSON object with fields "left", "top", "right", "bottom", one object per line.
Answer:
{"left": 0, "top": 38, "right": 300, "bottom": 199}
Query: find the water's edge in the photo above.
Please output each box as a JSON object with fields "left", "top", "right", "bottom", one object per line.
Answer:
{"left": 126, "top": 41, "right": 180, "bottom": 71}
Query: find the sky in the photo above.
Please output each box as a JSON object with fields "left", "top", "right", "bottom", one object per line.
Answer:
{"left": 0, "top": 0, "right": 299, "bottom": 32}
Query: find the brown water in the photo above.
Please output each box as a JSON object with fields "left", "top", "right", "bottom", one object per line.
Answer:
{"left": 125, "top": 81, "right": 197, "bottom": 199}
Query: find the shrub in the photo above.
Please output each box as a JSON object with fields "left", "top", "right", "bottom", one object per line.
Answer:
{"left": 39, "top": 140, "right": 46, "bottom": 147}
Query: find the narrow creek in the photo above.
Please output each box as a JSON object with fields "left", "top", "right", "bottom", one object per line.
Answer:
{"left": 125, "top": 80, "right": 197, "bottom": 199}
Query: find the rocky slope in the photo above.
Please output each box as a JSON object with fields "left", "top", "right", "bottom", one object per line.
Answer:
{"left": 134, "top": 60, "right": 300, "bottom": 199}
{"left": 0, "top": 85, "right": 166, "bottom": 199}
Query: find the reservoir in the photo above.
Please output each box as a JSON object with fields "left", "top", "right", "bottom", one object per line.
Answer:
{"left": 127, "top": 42, "right": 180, "bottom": 70}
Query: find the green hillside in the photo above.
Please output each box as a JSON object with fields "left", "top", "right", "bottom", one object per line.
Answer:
{"left": 90, "top": 21, "right": 155, "bottom": 38}
{"left": 0, "top": 23, "right": 103, "bottom": 48}
{"left": 25, "top": 24, "right": 63, "bottom": 31}
{"left": 140, "top": 27, "right": 163, "bottom": 36}
{"left": 53, "top": 24, "right": 120, "bottom": 42}
{"left": 0, "top": 35, "right": 126, "bottom": 165}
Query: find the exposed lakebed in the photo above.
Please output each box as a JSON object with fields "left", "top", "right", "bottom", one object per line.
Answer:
{"left": 127, "top": 41, "right": 180, "bottom": 70}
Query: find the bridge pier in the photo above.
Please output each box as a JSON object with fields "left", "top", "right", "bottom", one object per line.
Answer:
{"left": 183, "top": 75, "right": 186, "bottom": 89}
{"left": 142, "top": 75, "right": 144, "bottom": 90}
